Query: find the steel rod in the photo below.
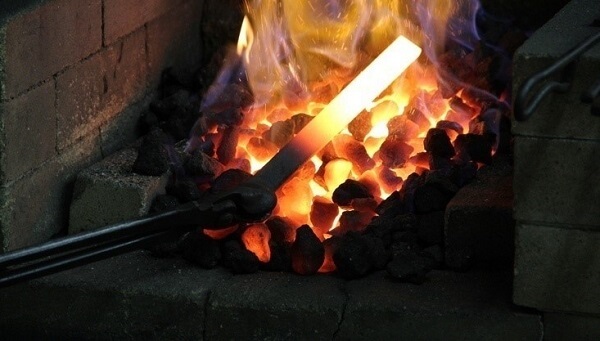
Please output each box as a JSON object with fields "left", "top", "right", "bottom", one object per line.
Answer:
{"left": 0, "top": 230, "right": 182, "bottom": 288}
{"left": 0, "top": 202, "right": 200, "bottom": 270}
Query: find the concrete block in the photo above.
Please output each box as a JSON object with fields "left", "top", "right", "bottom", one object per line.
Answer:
{"left": 0, "top": 0, "right": 102, "bottom": 99}
{"left": 445, "top": 161, "right": 514, "bottom": 270}
{"left": 544, "top": 312, "right": 600, "bottom": 341}
{"left": 514, "top": 223, "right": 600, "bottom": 315}
{"left": 56, "top": 28, "right": 148, "bottom": 151}
{"left": 99, "top": 95, "right": 152, "bottom": 156}
{"left": 0, "top": 252, "right": 226, "bottom": 339}
{"left": 146, "top": 0, "right": 204, "bottom": 87}
{"left": 337, "top": 271, "right": 542, "bottom": 340}
{"left": 512, "top": 0, "right": 600, "bottom": 140}
{"left": 0, "top": 81, "right": 57, "bottom": 182}
{"left": 0, "top": 133, "right": 102, "bottom": 251}
{"left": 205, "top": 272, "right": 346, "bottom": 340}
{"left": 514, "top": 136, "right": 600, "bottom": 228}
{"left": 69, "top": 147, "right": 169, "bottom": 234}
{"left": 103, "top": 0, "right": 189, "bottom": 45}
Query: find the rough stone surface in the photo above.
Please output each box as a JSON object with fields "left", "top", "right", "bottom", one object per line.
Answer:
{"left": 0, "top": 252, "right": 225, "bottom": 339}
{"left": 445, "top": 158, "right": 514, "bottom": 270}
{"left": 544, "top": 312, "right": 600, "bottom": 341}
{"left": 512, "top": 0, "right": 600, "bottom": 140}
{"left": 206, "top": 272, "right": 346, "bottom": 340}
{"left": 0, "top": 0, "right": 102, "bottom": 99}
{"left": 0, "top": 81, "right": 57, "bottom": 182}
{"left": 69, "top": 148, "right": 169, "bottom": 234}
{"left": 56, "top": 28, "right": 148, "bottom": 151}
{"left": 146, "top": 0, "right": 204, "bottom": 87}
{"left": 338, "top": 271, "right": 542, "bottom": 340}
{"left": 0, "top": 134, "right": 103, "bottom": 251}
{"left": 514, "top": 136, "right": 600, "bottom": 228}
{"left": 0, "top": 251, "right": 543, "bottom": 340}
{"left": 514, "top": 223, "right": 600, "bottom": 315}
{"left": 104, "top": 0, "right": 189, "bottom": 45}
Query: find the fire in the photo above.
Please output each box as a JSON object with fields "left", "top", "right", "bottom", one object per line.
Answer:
{"left": 195, "top": 0, "right": 504, "bottom": 271}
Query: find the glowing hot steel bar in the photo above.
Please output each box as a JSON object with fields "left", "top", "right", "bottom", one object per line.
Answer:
{"left": 249, "top": 35, "right": 422, "bottom": 192}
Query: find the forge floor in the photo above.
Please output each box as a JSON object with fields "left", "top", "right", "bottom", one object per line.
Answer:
{"left": 0, "top": 251, "right": 541, "bottom": 340}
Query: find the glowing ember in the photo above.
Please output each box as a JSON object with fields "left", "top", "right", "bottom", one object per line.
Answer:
{"left": 190, "top": 0, "right": 509, "bottom": 273}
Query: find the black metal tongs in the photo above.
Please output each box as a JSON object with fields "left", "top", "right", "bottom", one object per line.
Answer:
{"left": 0, "top": 182, "right": 277, "bottom": 288}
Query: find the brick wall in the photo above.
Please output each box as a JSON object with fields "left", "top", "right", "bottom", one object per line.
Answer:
{"left": 0, "top": 0, "right": 209, "bottom": 251}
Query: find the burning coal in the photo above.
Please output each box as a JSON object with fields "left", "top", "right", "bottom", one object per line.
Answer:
{"left": 167, "top": 0, "right": 516, "bottom": 278}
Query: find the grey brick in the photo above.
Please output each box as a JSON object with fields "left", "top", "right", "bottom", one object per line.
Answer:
{"left": 56, "top": 28, "right": 148, "bottom": 151}
{"left": 514, "top": 223, "right": 600, "bottom": 315}
{"left": 544, "top": 312, "right": 600, "bottom": 341}
{"left": 69, "top": 147, "right": 169, "bottom": 234}
{"left": 445, "top": 161, "right": 514, "bottom": 270}
{"left": 0, "top": 81, "right": 57, "bottom": 182}
{"left": 0, "top": 0, "right": 102, "bottom": 99}
{"left": 103, "top": 0, "right": 189, "bottom": 45}
{"left": 514, "top": 136, "right": 600, "bottom": 228}
{"left": 512, "top": 0, "right": 600, "bottom": 140}
{"left": 146, "top": 0, "right": 204, "bottom": 87}
{"left": 0, "top": 133, "right": 102, "bottom": 251}
{"left": 338, "top": 271, "right": 542, "bottom": 340}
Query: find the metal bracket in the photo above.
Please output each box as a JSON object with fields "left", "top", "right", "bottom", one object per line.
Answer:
{"left": 514, "top": 31, "right": 600, "bottom": 121}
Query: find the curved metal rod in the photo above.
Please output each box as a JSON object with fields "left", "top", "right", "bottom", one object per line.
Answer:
{"left": 514, "top": 31, "right": 600, "bottom": 121}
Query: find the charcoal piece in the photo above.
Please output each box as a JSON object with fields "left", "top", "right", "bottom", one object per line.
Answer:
{"left": 332, "top": 179, "right": 373, "bottom": 207}
{"left": 263, "top": 120, "right": 295, "bottom": 148}
{"left": 265, "top": 216, "right": 296, "bottom": 244}
{"left": 291, "top": 225, "right": 325, "bottom": 275}
{"left": 333, "top": 134, "right": 375, "bottom": 174}
{"left": 292, "top": 160, "right": 316, "bottom": 181}
{"left": 167, "top": 180, "right": 202, "bottom": 203}
{"left": 386, "top": 254, "right": 432, "bottom": 284}
{"left": 228, "top": 158, "right": 251, "bottom": 174}
{"left": 317, "top": 142, "right": 338, "bottom": 163}
{"left": 140, "top": 110, "right": 160, "bottom": 132}
{"left": 179, "top": 232, "right": 222, "bottom": 269}
{"left": 395, "top": 172, "right": 426, "bottom": 214}
{"left": 132, "top": 129, "right": 170, "bottom": 176}
{"left": 449, "top": 96, "right": 476, "bottom": 118}
{"left": 184, "top": 151, "right": 224, "bottom": 178}
{"left": 150, "top": 89, "right": 194, "bottom": 120}
{"left": 435, "top": 120, "right": 464, "bottom": 135}
{"left": 378, "top": 138, "right": 414, "bottom": 168}
{"left": 222, "top": 240, "right": 260, "bottom": 274}
{"left": 290, "top": 113, "right": 314, "bottom": 134}
{"left": 414, "top": 185, "right": 452, "bottom": 214}
{"left": 425, "top": 170, "right": 460, "bottom": 195}
{"left": 429, "top": 154, "right": 453, "bottom": 171}
{"left": 421, "top": 245, "right": 444, "bottom": 269}
{"left": 150, "top": 194, "right": 180, "bottom": 213}
{"left": 333, "top": 232, "right": 372, "bottom": 279}
{"left": 267, "top": 108, "right": 291, "bottom": 123}
{"left": 320, "top": 237, "right": 340, "bottom": 273}
{"left": 310, "top": 197, "right": 340, "bottom": 236}
{"left": 348, "top": 110, "right": 373, "bottom": 142}
{"left": 364, "top": 235, "right": 389, "bottom": 270}
{"left": 375, "top": 191, "right": 405, "bottom": 218}
{"left": 376, "top": 167, "right": 403, "bottom": 194}
{"left": 164, "top": 117, "right": 191, "bottom": 141}
{"left": 417, "top": 211, "right": 445, "bottom": 246}
{"left": 405, "top": 107, "right": 430, "bottom": 131}
{"left": 246, "top": 137, "right": 279, "bottom": 162}
{"left": 392, "top": 230, "right": 419, "bottom": 245}
{"left": 217, "top": 125, "right": 240, "bottom": 165}
{"left": 263, "top": 241, "right": 292, "bottom": 272}
{"left": 454, "top": 133, "right": 494, "bottom": 164}
{"left": 365, "top": 214, "right": 417, "bottom": 246}
{"left": 449, "top": 161, "right": 477, "bottom": 188}
{"left": 387, "top": 115, "right": 420, "bottom": 140}
{"left": 390, "top": 240, "right": 419, "bottom": 259}
{"left": 350, "top": 197, "right": 379, "bottom": 213}
{"left": 424, "top": 128, "right": 455, "bottom": 158}
{"left": 333, "top": 210, "right": 374, "bottom": 235}
{"left": 210, "top": 169, "right": 252, "bottom": 193}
